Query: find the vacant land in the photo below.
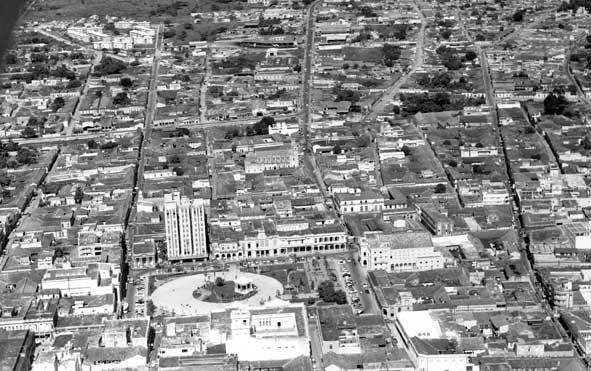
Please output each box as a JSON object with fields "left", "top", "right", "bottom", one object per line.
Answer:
{"left": 26, "top": 0, "right": 245, "bottom": 21}
{"left": 343, "top": 47, "right": 384, "bottom": 64}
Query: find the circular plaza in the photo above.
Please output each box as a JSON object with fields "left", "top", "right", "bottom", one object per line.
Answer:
{"left": 150, "top": 267, "right": 284, "bottom": 315}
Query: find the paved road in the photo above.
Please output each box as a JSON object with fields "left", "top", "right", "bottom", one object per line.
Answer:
{"left": 564, "top": 34, "right": 591, "bottom": 107}
{"left": 199, "top": 54, "right": 210, "bottom": 124}
{"left": 0, "top": 133, "right": 104, "bottom": 145}
{"left": 300, "top": 0, "right": 329, "bottom": 199}
{"left": 362, "top": 1, "right": 426, "bottom": 123}
{"left": 308, "top": 316, "right": 324, "bottom": 370}
{"left": 68, "top": 51, "right": 103, "bottom": 136}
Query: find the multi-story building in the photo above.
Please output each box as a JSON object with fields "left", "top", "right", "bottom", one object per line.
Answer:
{"left": 159, "top": 301, "right": 309, "bottom": 362}
{"left": 359, "top": 231, "right": 444, "bottom": 272}
{"left": 334, "top": 190, "right": 385, "bottom": 214}
{"left": 244, "top": 145, "right": 299, "bottom": 174}
{"left": 209, "top": 218, "right": 347, "bottom": 260}
{"left": 419, "top": 205, "right": 454, "bottom": 236}
{"left": 164, "top": 192, "right": 208, "bottom": 261}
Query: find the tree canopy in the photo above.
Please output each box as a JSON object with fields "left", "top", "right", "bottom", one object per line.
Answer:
{"left": 543, "top": 93, "right": 569, "bottom": 115}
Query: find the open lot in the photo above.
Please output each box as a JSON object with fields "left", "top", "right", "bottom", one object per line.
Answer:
{"left": 26, "top": 0, "right": 244, "bottom": 21}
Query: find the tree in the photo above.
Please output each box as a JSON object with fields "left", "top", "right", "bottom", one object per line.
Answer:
{"left": 251, "top": 116, "right": 275, "bottom": 135}
{"left": 448, "top": 159, "right": 458, "bottom": 167}
{"left": 16, "top": 147, "right": 36, "bottom": 165}
{"left": 21, "top": 127, "right": 37, "bottom": 138}
{"left": 94, "top": 57, "right": 127, "bottom": 76}
{"left": 51, "top": 97, "right": 65, "bottom": 112}
{"left": 173, "top": 166, "right": 184, "bottom": 176}
{"left": 543, "top": 93, "right": 568, "bottom": 115}
{"left": 119, "top": 77, "right": 133, "bottom": 88}
{"left": 512, "top": 9, "right": 525, "bottom": 22}
{"left": 87, "top": 139, "right": 98, "bottom": 149}
{"left": 113, "top": 92, "right": 131, "bottom": 106}
{"left": 401, "top": 145, "right": 412, "bottom": 156}
{"left": 146, "top": 300, "right": 156, "bottom": 316}
{"left": 440, "top": 29, "right": 452, "bottom": 39}
{"left": 383, "top": 44, "right": 401, "bottom": 66}
{"left": 333, "top": 290, "right": 347, "bottom": 304}
{"left": 442, "top": 54, "right": 462, "bottom": 70}
{"left": 215, "top": 277, "right": 225, "bottom": 286}
{"left": 465, "top": 50, "right": 477, "bottom": 61}
{"left": 318, "top": 280, "right": 336, "bottom": 302}
{"left": 67, "top": 79, "right": 82, "bottom": 88}
{"left": 4, "top": 53, "right": 17, "bottom": 65}
{"left": 434, "top": 183, "right": 447, "bottom": 193}
{"left": 293, "top": 64, "right": 302, "bottom": 72}
{"left": 74, "top": 186, "right": 84, "bottom": 204}
{"left": 333, "top": 143, "right": 342, "bottom": 155}
{"left": 225, "top": 127, "right": 240, "bottom": 139}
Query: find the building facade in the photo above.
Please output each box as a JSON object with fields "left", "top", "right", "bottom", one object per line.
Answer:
{"left": 164, "top": 193, "right": 208, "bottom": 260}
{"left": 360, "top": 231, "right": 444, "bottom": 272}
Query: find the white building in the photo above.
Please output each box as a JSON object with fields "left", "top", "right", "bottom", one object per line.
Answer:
{"left": 360, "top": 231, "right": 444, "bottom": 272}
{"left": 244, "top": 146, "right": 299, "bottom": 174}
{"left": 159, "top": 300, "right": 309, "bottom": 362}
{"left": 334, "top": 190, "right": 385, "bottom": 214}
{"left": 562, "top": 222, "right": 591, "bottom": 249}
{"left": 395, "top": 311, "right": 470, "bottom": 371}
{"left": 164, "top": 192, "right": 208, "bottom": 260}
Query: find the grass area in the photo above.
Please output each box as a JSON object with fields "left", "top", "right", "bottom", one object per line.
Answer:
{"left": 288, "top": 270, "right": 311, "bottom": 294}
{"left": 259, "top": 263, "right": 310, "bottom": 294}
{"left": 26, "top": 0, "right": 245, "bottom": 21}
{"left": 166, "top": 21, "right": 241, "bottom": 43}
{"left": 343, "top": 47, "right": 384, "bottom": 64}
{"left": 205, "top": 281, "right": 236, "bottom": 302}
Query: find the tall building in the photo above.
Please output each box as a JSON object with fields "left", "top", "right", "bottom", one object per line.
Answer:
{"left": 164, "top": 193, "right": 208, "bottom": 260}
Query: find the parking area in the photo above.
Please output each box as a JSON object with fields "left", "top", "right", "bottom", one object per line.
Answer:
{"left": 330, "top": 252, "right": 380, "bottom": 316}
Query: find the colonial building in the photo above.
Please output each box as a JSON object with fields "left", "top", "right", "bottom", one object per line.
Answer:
{"left": 360, "top": 231, "right": 444, "bottom": 272}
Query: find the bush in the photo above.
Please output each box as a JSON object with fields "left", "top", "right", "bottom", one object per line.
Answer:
{"left": 21, "top": 127, "right": 37, "bottom": 138}
{"left": 113, "top": 92, "right": 131, "bottom": 106}
{"left": 120, "top": 77, "right": 133, "bottom": 88}
{"left": 94, "top": 57, "right": 127, "bottom": 76}
{"left": 543, "top": 93, "right": 568, "bottom": 115}
{"left": 434, "top": 183, "right": 447, "bottom": 193}
{"left": 51, "top": 97, "right": 65, "bottom": 112}
{"left": 512, "top": 9, "right": 525, "bottom": 22}
{"left": 383, "top": 44, "right": 401, "bottom": 66}
{"left": 465, "top": 50, "right": 477, "bottom": 61}
{"left": 67, "top": 79, "right": 82, "bottom": 88}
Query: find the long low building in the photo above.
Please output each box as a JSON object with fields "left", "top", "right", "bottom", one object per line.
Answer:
{"left": 209, "top": 218, "right": 347, "bottom": 260}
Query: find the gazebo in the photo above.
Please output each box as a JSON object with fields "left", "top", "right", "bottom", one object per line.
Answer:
{"left": 235, "top": 276, "right": 255, "bottom": 295}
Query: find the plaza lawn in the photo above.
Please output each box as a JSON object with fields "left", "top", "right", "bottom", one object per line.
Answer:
{"left": 206, "top": 281, "right": 237, "bottom": 303}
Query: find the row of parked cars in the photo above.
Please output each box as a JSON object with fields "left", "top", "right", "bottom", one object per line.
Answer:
{"left": 342, "top": 270, "right": 364, "bottom": 314}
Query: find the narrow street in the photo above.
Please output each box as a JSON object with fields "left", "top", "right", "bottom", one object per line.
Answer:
{"left": 362, "top": 0, "right": 426, "bottom": 123}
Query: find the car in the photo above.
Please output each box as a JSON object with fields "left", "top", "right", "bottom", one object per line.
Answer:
{"left": 362, "top": 283, "right": 368, "bottom": 288}
{"left": 339, "top": 260, "right": 345, "bottom": 264}
{"left": 347, "top": 259, "right": 352, "bottom": 263}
